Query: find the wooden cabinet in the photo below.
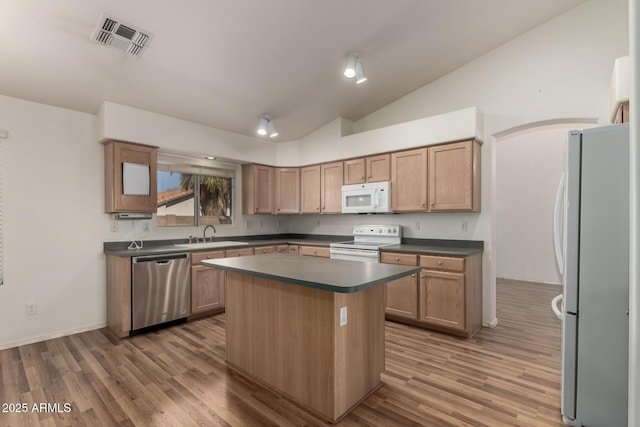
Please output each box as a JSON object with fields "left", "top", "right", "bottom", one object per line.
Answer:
{"left": 226, "top": 247, "right": 254, "bottom": 257}
{"left": 275, "top": 168, "right": 300, "bottom": 214}
{"left": 343, "top": 158, "right": 366, "bottom": 185}
{"left": 300, "top": 165, "right": 321, "bottom": 214}
{"left": 276, "top": 244, "right": 289, "bottom": 253}
{"left": 391, "top": 148, "right": 428, "bottom": 212}
{"left": 320, "top": 162, "right": 344, "bottom": 213}
{"left": 104, "top": 140, "right": 157, "bottom": 213}
{"left": 299, "top": 245, "right": 330, "bottom": 258}
{"left": 191, "top": 250, "right": 225, "bottom": 315}
{"left": 380, "top": 252, "right": 418, "bottom": 319}
{"left": 242, "top": 164, "right": 275, "bottom": 214}
{"left": 380, "top": 251, "right": 483, "bottom": 338}
{"left": 344, "top": 154, "right": 391, "bottom": 185}
{"left": 418, "top": 253, "right": 482, "bottom": 337}
{"left": 106, "top": 254, "right": 132, "bottom": 338}
{"left": 428, "top": 140, "right": 481, "bottom": 212}
{"left": 288, "top": 245, "right": 299, "bottom": 255}
{"left": 254, "top": 245, "right": 276, "bottom": 255}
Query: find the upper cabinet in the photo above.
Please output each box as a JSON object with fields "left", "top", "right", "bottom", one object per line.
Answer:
{"left": 428, "top": 140, "right": 481, "bottom": 212}
{"left": 391, "top": 148, "right": 428, "bottom": 212}
{"left": 242, "top": 164, "right": 275, "bottom": 214}
{"left": 275, "top": 167, "right": 300, "bottom": 214}
{"left": 320, "top": 162, "right": 344, "bottom": 214}
{"left": 104, "top": 140, "right": 157, "bottom": 213}
{"left": 242, "top": 139, "right": 482, "bottom": 216}
{"left": 300, "top": 165, "right": 321, "bottom": 214}
{"left": 344, "top": 154, "right": 391, "bottom": 185}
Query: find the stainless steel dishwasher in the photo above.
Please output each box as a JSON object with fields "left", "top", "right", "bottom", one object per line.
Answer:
{"left": 131, "top": 252, "right": 190, "bottom": 332}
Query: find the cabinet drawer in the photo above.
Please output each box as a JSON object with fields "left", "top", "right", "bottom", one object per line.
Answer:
{"left": 191, "top": 250, "right": 225, "bottom": 265}
{"left": 254, "top": 245, "right": 276, "bottom": 255}
{"left": 288, "top": 245, "right": 299, "bottom": 255}
{"left": 419, "top": 255, "right": 465, "bottom": 272}
{"left": 226, "top": 248, "right": 255, "bottom": 257}
{"left": 277, "top": 245, "right": 289, "bottom": 253}
{"left": 299, "top": 245, "right": 330, "bottom": 258}
{"left": 380, "top": 252, "right": 418, "bottom": 266}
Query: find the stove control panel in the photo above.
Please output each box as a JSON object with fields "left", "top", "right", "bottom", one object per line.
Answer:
{"left": 353, "top": 225, "right": 402, "bottom": 237}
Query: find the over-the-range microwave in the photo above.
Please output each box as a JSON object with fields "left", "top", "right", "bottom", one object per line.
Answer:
{"left": 341, "top": 181, "right": 392, "bottom": 214}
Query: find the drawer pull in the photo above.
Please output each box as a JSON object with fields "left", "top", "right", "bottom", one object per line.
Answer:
{"left": 437, "top": 261, "right": 443, "bottom": 265}
{"left": 395, "top": 257, "right": 399, "bottom": 261}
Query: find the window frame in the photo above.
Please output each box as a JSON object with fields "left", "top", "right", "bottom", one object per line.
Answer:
{"left": 156, "top": 154, "right": 238, "bottom": 227}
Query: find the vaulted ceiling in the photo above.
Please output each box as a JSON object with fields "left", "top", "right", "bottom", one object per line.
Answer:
{"left": 0, "top": 0, "right": 585, "bottom": 141}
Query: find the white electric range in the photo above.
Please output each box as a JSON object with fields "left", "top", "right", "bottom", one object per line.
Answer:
{"left": 329, "top": 225, "right": 402, "bottom": 263}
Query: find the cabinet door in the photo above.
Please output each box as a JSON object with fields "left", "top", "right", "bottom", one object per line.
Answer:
{"left": 191, "top": 264, "right": 225, "bottom": 314}
{"left": 320, "top": 162, "right": 344, "bottom": 213}
{"left": 276, "top": 244, "right": 289, "bottom": 253}
{"left": 366, "top": 154, "right": 390, "bottom": 183}
{"left": 385, "top": 274, "right": 418, "bottom": 319}
{"left": 391, "top": 148, "right": 427, "bottom": 212}
{"left": 242, "top": 164, "right": 275, "bottom": 214}
{"left": 344, "top": 158, "right": 366, "bottom": 185}
{"left": 275, "top": 168, "right": 300, "bottom": 214}
{"left": 419, "top": 270, "right": 465, "bottom": 332}
{"left": 104, "top": 140, "right": 157, "bottom": 213}
{"left": 428, "top": 140, "right": 480, "bottom": 211}
{"left": 300, "top": 166, "right": 321, "bottom": 214}
{"left": 288, "top": 245, "right": 299, "bottom": 255}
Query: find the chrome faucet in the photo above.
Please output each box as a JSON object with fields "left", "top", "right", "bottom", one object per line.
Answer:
{"left": 203, "top": 225, "right": 217, "bottom": 242}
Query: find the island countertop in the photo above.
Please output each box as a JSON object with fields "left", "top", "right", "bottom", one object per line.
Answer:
{"left": 202, "top": 253, "right": 421, "bottom": 293}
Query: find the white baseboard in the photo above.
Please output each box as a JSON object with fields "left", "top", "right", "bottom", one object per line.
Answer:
{"left": 0, "top": 322, "right": 107, "bottom": 351}
{"left": 483, "top": 318, "right": 498, "bottom": 328}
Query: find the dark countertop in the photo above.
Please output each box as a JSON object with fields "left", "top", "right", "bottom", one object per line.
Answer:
{"left": 202, "top": 253, "right": 421, "bottom": 293}
{"left": 103, "top": 234, "right": 483, "bottom": 258}
{"left": 103, "top": 237, "right": 343, "bottom": 257}
{"left": 381, "top": 244, "right": 483, "bottom": 257}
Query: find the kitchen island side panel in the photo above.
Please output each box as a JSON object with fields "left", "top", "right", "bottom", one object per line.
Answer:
{"left": 224, "top": 271, "right": 385, "bottom": 422}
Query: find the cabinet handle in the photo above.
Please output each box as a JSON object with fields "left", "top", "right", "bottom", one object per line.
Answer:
{"left": 437, "top": 261, "right": 443, "bottom": 265}
{"left": 395, "top": 257, "right": 399, "bottom": 261}
{"left": 421, "top": 202, "right": 426, "bottom": 207}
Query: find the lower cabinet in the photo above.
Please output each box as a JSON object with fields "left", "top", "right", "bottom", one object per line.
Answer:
{"left": 381, "top": 251, "right": 482, "bottom": 338}
{"left": 190, "top": 250, "right": 226, "bottom": 315}
{"left": 254, "top": 245, "right": 276, "bottom": 255}
{"left": 380, "top": 252, "right": 418, "bottom": 319}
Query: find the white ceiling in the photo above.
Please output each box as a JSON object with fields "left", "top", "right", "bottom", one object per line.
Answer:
{"left": 0, "top": 0, "right": 585, "bottom": 141}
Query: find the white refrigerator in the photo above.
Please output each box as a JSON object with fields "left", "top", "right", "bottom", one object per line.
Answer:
{"left": 552, "top": 123, "right": 629, "bottom": 426}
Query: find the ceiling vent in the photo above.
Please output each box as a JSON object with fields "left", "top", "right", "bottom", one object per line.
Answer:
{"left": 91, "top": 13, "right": 153, "bottom": 57}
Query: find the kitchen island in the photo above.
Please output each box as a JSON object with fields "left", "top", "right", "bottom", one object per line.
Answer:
{"left": 202, "top": 253, "right": 420, "bottom": 423}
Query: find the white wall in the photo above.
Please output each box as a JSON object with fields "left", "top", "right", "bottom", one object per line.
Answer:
{"left": 0, "top": 95, "right": 108, "bottom": 349}
{"left": 340, "top": 0, "right": 628, "bottom": 325}
{"left": 496, "top": 123, "right": 595, "bottom": 285}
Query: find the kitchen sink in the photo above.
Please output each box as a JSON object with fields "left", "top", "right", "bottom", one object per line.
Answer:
{"left": 173, "top": 241, "right": 249, "bottom": 249}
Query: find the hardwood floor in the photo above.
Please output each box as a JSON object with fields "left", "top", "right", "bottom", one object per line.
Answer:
{"left": 0, "top": 279, "right": 564, "bottom": 426}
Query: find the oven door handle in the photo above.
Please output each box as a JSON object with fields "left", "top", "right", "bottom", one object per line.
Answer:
{"left": 330, "top": 247, "right": 380, "bottom": 258}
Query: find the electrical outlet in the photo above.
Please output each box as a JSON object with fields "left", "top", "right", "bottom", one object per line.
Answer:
{"left": 414, "top": 220, "right": 420, "bottom": 231}
{"left": 259, "top": 219, "right": 264, "bottom": 228}
{"left": 460, "top": 220, "right": 468, "bottom": 231}
{"left": 142, "top": 222, "right": 150, "bottom": 233}
{"left": 339, "top": 306, "right": 348, "bottom": 326}
{"left": 110, "top": 221, "right": 119, "bottom": 233}
{"left": 26, "top": 303, "right": 37, "bottom": 316}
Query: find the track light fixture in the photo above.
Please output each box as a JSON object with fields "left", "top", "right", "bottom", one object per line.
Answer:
{"left": 344, "top": 52, "right": 367, "bottom": 84}
{"left": 257, "top": 116, "right": 278, "bottom": 138}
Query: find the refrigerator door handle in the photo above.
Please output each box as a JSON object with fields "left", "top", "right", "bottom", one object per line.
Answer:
{"left": 553, "top": 172, "right": 566, "bottom": 274}
{"left": 551, "top": 294, "right": 564, "bottom": 319}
